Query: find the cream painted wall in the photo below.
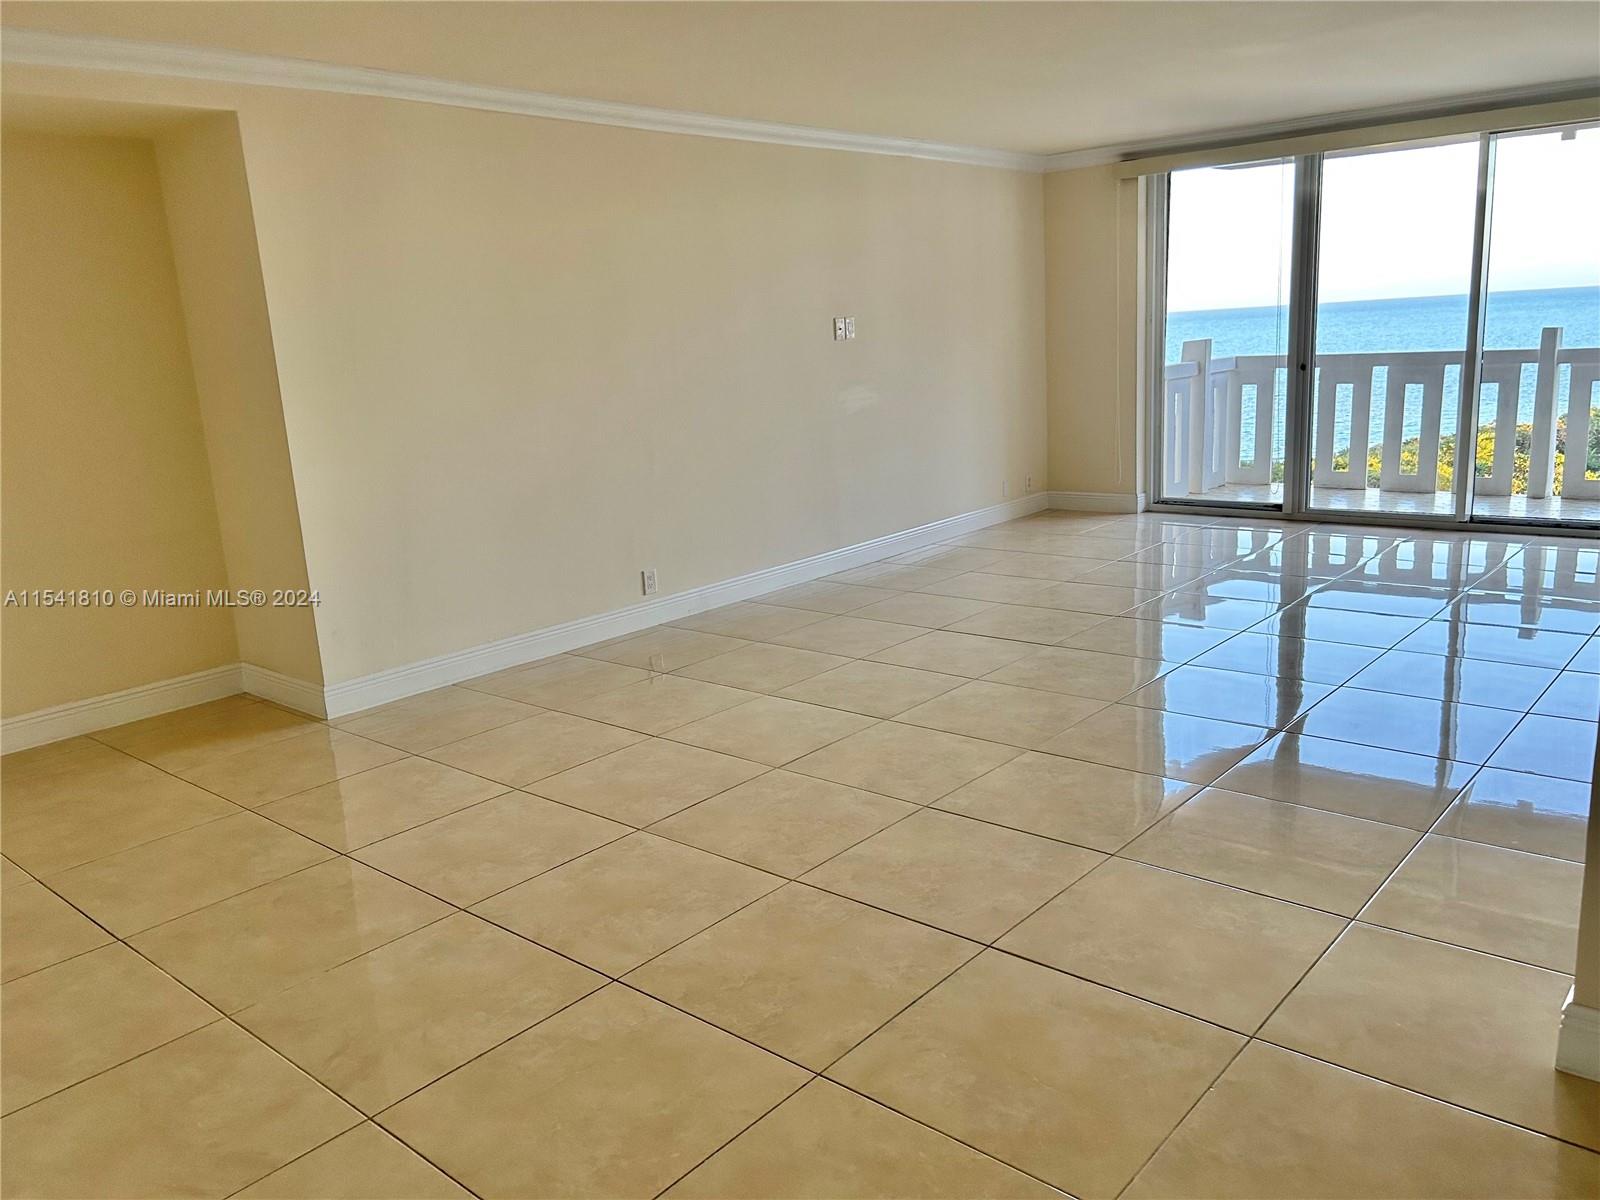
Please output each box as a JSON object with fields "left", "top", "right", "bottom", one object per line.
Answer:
{"left": 2, "top": 66, "right": 1047, "bottom": 689}
{"left": 228, "top": 90, "right": 1047, "bottom": 685}
{"left": 155, "top": 114, "right": 325, "bottom": 684}
{"left": 1043, "top": 164, "right": 1145, "bottom": 501}
{"left": 0, "top": 130, "right": 238, "bottom": 715}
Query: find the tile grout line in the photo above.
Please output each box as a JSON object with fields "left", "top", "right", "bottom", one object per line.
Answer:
{"left": 5, "top": 863, "right": 490, "bottom": 1199}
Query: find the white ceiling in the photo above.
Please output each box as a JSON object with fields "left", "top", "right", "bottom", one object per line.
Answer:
{"left": 3, "top": 1, "right": 1597, "bottom": 156}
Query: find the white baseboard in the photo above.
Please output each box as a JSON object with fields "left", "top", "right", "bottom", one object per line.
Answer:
{"left": 1045, "top": 490, "right": 1147, "bottom": 514}
{"left": 239, "top": 663, "right": 331, "bottom": 720}
{"left": 316, "top": 493, "right": 1048, "bottom": 718}
{"left": 0, "top": 665, "right": 243, "bottom": 755}
{"left": 1, "top": 494, "right": 1047, "bottom": 751}
{"left": 1556, "top": 989, "right": 1600, "bottom": 1081}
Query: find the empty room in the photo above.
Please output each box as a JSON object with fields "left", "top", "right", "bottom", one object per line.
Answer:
{"left": 2, "top": 3, "right": 1599, "bottom": 1198}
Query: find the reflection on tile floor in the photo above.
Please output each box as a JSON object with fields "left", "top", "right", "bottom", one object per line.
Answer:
{"left": 3, "top": 510, "right": 1598, "bottom": 1198}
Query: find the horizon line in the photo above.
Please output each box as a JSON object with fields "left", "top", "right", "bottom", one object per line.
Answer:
{"left": 1168, "top": 282, "right": 1599, "bottom": 316}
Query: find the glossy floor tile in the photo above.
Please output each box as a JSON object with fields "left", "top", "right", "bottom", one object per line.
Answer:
{"left": 255, "top": 756, "right": 507, "bottom": 851}
{"left": 1057, "top": 616, "right": 1237, "bottom": 662}
{"left": 353, "top": 791, "right": 626, "bottom": 906}
{"left": 578, "top": 626, "right": 749, "bottom": 671}
{"left": 235, "top": 912, "right": 603, "bottom": 1113}
{"left": 777, "top": 658, "right": 967, "bottom": 716}
{"left": 528, "top": 736, "right": 765, "bottom": 826}
{"left": 1125, "top": 1042, "right": 1600, "bottom": 1199}
{"left": 379, "top": 985, "right": 806, "bottom": 1199}
{"left": 424, "top": 710, "right": 643, "bottom": 786}
{"left": 4, "top": 512, "right": 1594, "bottom": 1200}
{"left": 1, "top": 754, "right": 237, "bottom": 877}
{"left": 935, "top": 752, "right": 1198, "bottom": 851}
{"left": 896, "top": 680, "right": 1106, "bottom": 750}
{"left": 130, "top": 858, "right": 451, "bottom": 1012}
{"left": 801, "top": 808, "right": 1103, "bottom": 941}
{"left": 1040, "top": 704, "right": 1270, "bottom": 785}
{"left": 1290, "top": 688, "right": 1521, "bottom": 764}
{"left": 233, "top": 1123, "right": 471, "bottom": 1199}
{"left": 666, "top": 695, "right": 874, "bottom": 765}
{"left": 1187, "top": 630, "right": 1381, "bottom": 684}
{"left": 627, "top": 884, "right": 975, "bottom": 1068}
{"left": 672, "top": 641, "right": 849, "bottom": 692}
{"left": 1, "top": 882, "right": 113, "bottom": 983}
{"left": 829, "top": 950, "right": 1242, "bottom": 1198}
{"left": 0, "top": 943, "right": 218, "bottom": 1114}
{"left": 460, "top": 653, "right": 648, "bottom": 708}
{"left": 1535, "top": 670, "right": 1600, "bottom": 721}
{"left": 650, "top": 769, "right": 915, "bottom": 877}
{"left": 0, "top": 1021, "right": 359, "bottom": 1200}
{"left": 1488, "top": 713, "right": 1597, "bottom": 783}
{"left": 1125, "top": 664, "right": 1334, "bottom": 729}
{"left": 44, "top": 811, "right": 332, "bottom": 937}
{"left": 867, "top": 629, "right": 1038, "bottom": 677}
{"left": 1261, "top": 924, "right": 1599, "bottom": 1150}
{"left": 983, "top": 644, "right": 1175, "bottom": 701}
{"left": 332, "top": 686, "right": 539, "bottom": 752}
{"left": 1359, "top": 835, "right": 1583, "bottom": 972}
{"left": 473, "top": 832, "right": 782, "bottom": 975}
{"left": 173, "top": 726, "right": 405, "bottom": 808}
{"left": 1394, "top": 620, "right": 1590, "bottom": 669}
{"left": 556, "top": 674, "right": 753, "bottom": 735}
{"left": 670, "top": 600, "right": 831, "bottom": 641}
{"left": 1433, "top": 767, "right": 1591, "bottom": 862}
{"left": 1346, "top": 649, "right": 1559, "bottom": 711}
{"left": 1123, "top": 787, "right": 1421, "bottom": 915}
{"left": 93, "top": 697, "right": 319, "bottom": 773}
{"left": 1000, "top": 858, "right": 1343, "bottom": 1033}
{"left": 771, "top": 614, "right": 924, "bottom": 658}
{"left": 787, "top": 720, "right": 1019, "bottom": 803}
{"left": 1218, "top": 731, "right": 1476, "bottom": 829}
{"left": 665, "top": 1078, "right": 1059, "bottom": 1199}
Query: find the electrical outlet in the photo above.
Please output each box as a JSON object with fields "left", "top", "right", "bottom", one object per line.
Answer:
{"left": 1026, "top": 475, "right": 1033, "bottom": 492}
{"left": 1002, "top": 480, "right": 1009, "bottom": 498}
{"left": 641, "top": 568, "right": 658, "bottom": 596}
{"left": 834, "top": 317, "right": 848, "bottom": 341}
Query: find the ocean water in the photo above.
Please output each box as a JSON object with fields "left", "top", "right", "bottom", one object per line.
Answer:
{"left": 1166, "top": 286, "right": 1600, "bottom": 455}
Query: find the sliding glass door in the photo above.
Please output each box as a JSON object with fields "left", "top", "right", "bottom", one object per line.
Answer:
{"left": 1155, "top": 158, "right": 1296, "bottom": 508}
{"left": 1149, "top": 118, "right": 1600, "bottom": 531}
{"left": 1305, "top": 139, "right": 1481, "bottom": 518}
{"left": 1471, "top": 125, "right": 1600, "bottom": 523}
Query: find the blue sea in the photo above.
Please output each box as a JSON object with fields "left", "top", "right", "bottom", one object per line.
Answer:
{"left": 1166, "top": 286, "right": 1600, "bottom": 455}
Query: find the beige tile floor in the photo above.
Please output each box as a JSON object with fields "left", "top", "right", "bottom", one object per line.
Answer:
{"left": 2, "top": 511, "right": 1598, "bottom": 1199}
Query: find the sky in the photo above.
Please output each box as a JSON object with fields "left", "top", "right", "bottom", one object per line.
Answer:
{"left": 1165, "top": 125, "right": 1600, "bottom": 312}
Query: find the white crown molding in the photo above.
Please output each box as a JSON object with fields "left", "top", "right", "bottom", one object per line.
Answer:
{"left": 0, "top": 28, "right": 1044, "bottom": 172}
{"left": 4, "top": 30, "right": 1595, "bottom": 176}
{"left": 1039, "top": 77, "right": 1600, "bottom": 172}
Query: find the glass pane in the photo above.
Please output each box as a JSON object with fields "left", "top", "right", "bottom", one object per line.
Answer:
{"left": 1307, "top": 140, "right": 1480, "bottom": 517}
{"left": 1158, "top": 159, "right": 1294, "bottom": 507}
{"left": 1472, "top": 124, "right": 1600, "bottom": 526}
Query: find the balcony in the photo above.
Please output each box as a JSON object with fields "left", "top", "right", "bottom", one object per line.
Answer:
{"left": 1162, "top": 325, "right": 1600, "bottom": 523}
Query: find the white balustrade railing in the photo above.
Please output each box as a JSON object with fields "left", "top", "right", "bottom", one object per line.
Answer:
{"left": 1162, "top": 326, "right": 1600, "bottom": 503}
